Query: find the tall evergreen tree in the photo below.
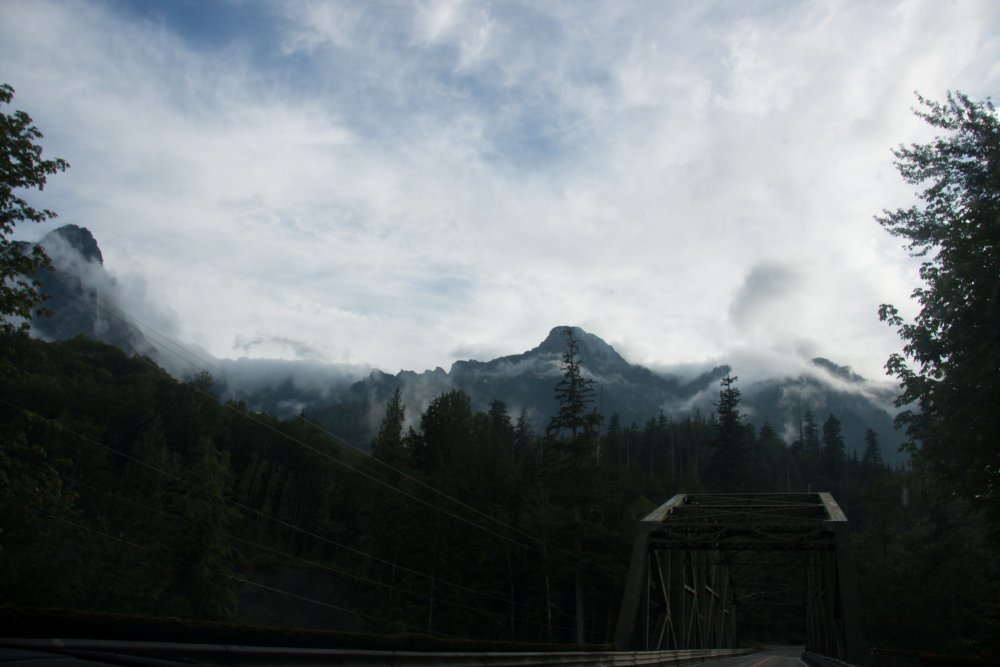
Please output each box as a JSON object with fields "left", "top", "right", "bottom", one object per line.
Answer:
{"left": 414, "top": 389, "right": 474, "bottom": 475}
{"left": 603, "top": 414, "right": 623, "bottom": 467}
{"left": 542, "top": 327, "right": 606, "bottom": 643}
{"left": 876, "top": 92, "right": 1000, "bottom": 513}
{"left": 513, "top": 407, "right": 534, "bottom": 459}
{"left": 546, "top": 327, "right": 601, "bottom": 461}
{"left": 162, "top": 437, "right": 239, "bottom": 620}
{"left": 488, "top": 399, "right": 515, "bottom": 459}
{"left": 708, "top": 374, "right": 750, "bottom": 491}
{"left": 372, "top": 386, "right": 407, "bottom": 468}
{"left": 802, "top": 408, "right": 821, "bottom": 456}
{"left": 862, "top": 428, "right": 884, "bottom": 470}
{"left": 821, "top": 413, "right": 846, "bottom": 482}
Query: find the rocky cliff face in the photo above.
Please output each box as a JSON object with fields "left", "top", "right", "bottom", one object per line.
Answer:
{"left": 29, "top": 224, "right": 152, "bottom": 356}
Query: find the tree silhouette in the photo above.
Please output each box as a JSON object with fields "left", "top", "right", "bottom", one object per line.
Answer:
{"left": 708, "top": 373, "right": 750, "bottom": 491}
{"left": 877, "top": 92, "right": 1000, "bottom": 512}
{"left": 1, "top": 84, "right": 69, "bottom": 336}
{"left": 372, "top": 386, "right": 407, "bottom": 468}
{"left": 546, "top": 327, "right": 601, "bottom": 461}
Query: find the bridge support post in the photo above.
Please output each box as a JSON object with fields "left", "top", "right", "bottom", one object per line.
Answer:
{"left": 833, "top": 522, "right": 865, "bottom": 663}
{"left": 613, "top": 523, "right": 651, "bottom": 649}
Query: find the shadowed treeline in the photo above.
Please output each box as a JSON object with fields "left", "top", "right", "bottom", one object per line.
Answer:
{"left": 1, "top": 332, "right": 996, "bottom": 654}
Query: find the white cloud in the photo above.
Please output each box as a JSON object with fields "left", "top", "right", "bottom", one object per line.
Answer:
{"left": 2, "top": 0, "right": 997, "bottom": 379}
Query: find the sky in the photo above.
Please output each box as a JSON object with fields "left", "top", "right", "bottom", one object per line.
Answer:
{"left": 2, "top": 0, "right": 998, "bottom": 381}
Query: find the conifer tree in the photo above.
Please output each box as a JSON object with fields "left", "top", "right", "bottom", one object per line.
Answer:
{"left": 543, "top": 327, "right": 604, "bottom": 643}
{"left": 862, "top": 428, "right": 883, "bottom": 469}
{"left": 802, "top": 409, "right": 820, "bottom": 456}
{"left": 488, "top": 399, "right": 515, "bottom": 459}
{"left": 708, "top": 374, "right": 750, "bottom": 491}
{"left": 603, "top": 414, "right": 623, "bottom": 467}
{"left": 372, "top": 386, "right": 407, "bottom": 468}
{"left": 821, "top": 413, "right": 846, "bottom": 482}
{"left": 163, "top": 437, "right": 239, "bottom": 620}
{"left": 546, "top": 327, "right": 601, "bottom": 461}
{"left": 513, "top": 407, "right": 534, "bottom": 459}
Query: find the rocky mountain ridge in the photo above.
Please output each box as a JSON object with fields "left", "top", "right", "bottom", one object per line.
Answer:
{"left": 27, "top": 225, "right": 906, "bottom": 461}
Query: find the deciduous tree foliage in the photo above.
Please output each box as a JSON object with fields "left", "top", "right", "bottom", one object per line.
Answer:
{"left": 0, "top": 84, "right": 68, "bottom": 336}
{"left": 877, "top": 92, "right": 1000, "bottom": 511}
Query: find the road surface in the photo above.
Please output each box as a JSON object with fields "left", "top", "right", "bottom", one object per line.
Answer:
{"left": 692, "top": 646, "right": 807, "bottom": 667}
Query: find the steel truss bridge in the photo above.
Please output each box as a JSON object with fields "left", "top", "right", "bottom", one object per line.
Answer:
{"left": 3, "top": 493, "right": 865, "bottom": 666}
{"left": 614, "top": 493, "right": 864, "bottom": 663}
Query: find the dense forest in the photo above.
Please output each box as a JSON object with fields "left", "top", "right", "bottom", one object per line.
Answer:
{"left": 0, "top": 329, "right": 995, "bottom": 654}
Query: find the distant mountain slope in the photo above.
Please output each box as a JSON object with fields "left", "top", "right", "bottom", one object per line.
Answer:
{"left": 27, "top": 226, "right": 906, "bottom": 462}
{"left": 28, "top": 225, "right": 153, "bottom": 356}
{"left": 339, "top": 325, "right": 724, "bottom": 428}
{"left": 332, "top": 326, "right": 904, "bottom": 462}
{"left": 741, "top": 361, "right": 903, "bottom": 460}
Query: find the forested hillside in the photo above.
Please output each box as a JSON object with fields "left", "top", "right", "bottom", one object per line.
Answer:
{"left": 1, "top": 331, "right": 994, "bottom": 652}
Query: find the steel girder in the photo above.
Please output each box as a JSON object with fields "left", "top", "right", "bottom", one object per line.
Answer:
{"left": 614, "top": 493, "right": 863, "bottom": 663}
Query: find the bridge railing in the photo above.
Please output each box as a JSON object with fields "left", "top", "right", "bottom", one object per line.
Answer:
{"left": 2, "top": 639, "right": 753, "bottom": 667}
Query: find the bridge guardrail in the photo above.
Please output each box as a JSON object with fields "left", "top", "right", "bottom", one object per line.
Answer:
{"left": 2, "top": 639, "right": 753, "bottom": 667}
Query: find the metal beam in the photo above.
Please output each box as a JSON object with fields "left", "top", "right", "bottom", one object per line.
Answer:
{"left": 614, "top": 492, "right": 863, "bottom": 661}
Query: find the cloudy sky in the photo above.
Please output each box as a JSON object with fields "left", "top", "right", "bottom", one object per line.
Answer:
{"left": 3, "top": 0, "right": 998, "bottom": 379}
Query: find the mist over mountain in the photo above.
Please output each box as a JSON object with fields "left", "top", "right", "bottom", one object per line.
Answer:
{"left": 335, "top": 326, "right": 726, "bottom": 427}
{"left": 26, "top": 225, "right": 369, "bottom": 398}
{"left": 28, "top": 225, "right": 155, "bottom": 357}
{"left": 27, "top": 225, "right": 906, "bottom": 462}
{"left": 322, "top": 326, "right": 904, "bottom": 462}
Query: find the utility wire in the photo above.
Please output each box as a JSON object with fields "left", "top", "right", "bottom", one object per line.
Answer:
{"left": 93, "top": 294, "right": 565, "bottom": 546}
{"left": 29, "top": 509, "right": 151, "bottom": 552}
{"left": 6, "top": 399, "right": 579, "bottom": 627}
{"left": 47, "top": 282, "right": 619, "bottom": 579}
{"left": 30, "top": 509, "right": 449, "bottom": 639}
{"left": 233, "top": 577, "right": 464, "bottom": 639}
{"left": 72, "top": 478, "right": 580, "bottom": 633}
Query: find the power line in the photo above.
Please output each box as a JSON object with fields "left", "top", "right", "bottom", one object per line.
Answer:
{"left": 92, "top": 295, "right": 553, "bottom": 544}
{"left": 48, "top": 283, "right": 619, "bottom": 579}
{"left": 233, "top": 577, "right": 463, "bottom": 639}
{"left": 30, "top": 509, "right": 449, "bottom": 639}
{"left": 71, "top": 478, "right": 579, "bottom": 633}
{"left": 28, "top": 509, "right": 151, "bottom": 553}
{"left": 6, "top": 399, "right": 579, "bottom": 630}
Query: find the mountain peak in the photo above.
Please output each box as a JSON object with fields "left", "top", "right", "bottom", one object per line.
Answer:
{"left": 43, "top": 225, "right": 103, "bottom": 264}
{"left": 811, "top": 357, "right": 866, "bottom": 383}
{"left": 538, "top": 325, "right": 580, "bottom": 353}
{"left": 535, "top": 326, "right": 633, "bottom": 376}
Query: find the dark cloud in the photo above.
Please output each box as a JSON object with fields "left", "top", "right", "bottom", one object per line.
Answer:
{"left": 234, "top": 335, "right": 327, "bottom": 362}
{"left": 728, "top": 262, "right": 799, "bottom": 328}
